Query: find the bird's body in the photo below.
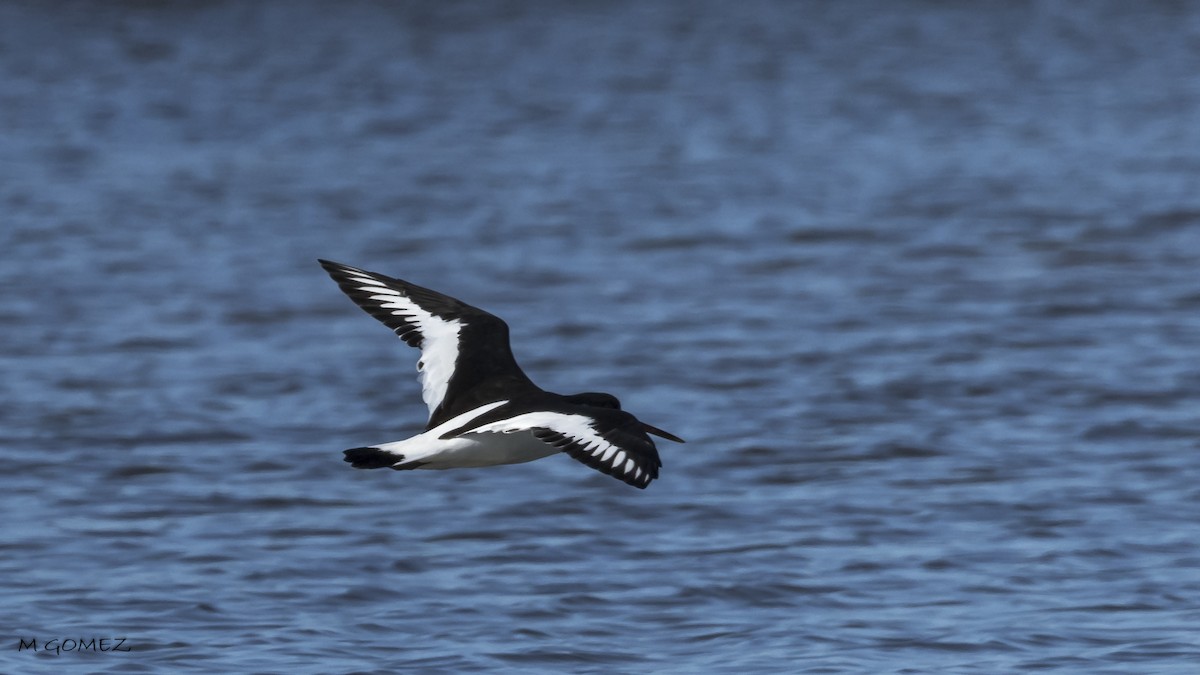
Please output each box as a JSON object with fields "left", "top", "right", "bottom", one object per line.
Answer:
{"left": 319, "top": 260, "right": 682, "bottom": 489}
{"left": 344, "top": 400, "right": 552, "bottom": 470}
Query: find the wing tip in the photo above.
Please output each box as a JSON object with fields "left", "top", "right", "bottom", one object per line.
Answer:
{"left": 622, "top": 468, "right": 657, "bottom": 489}
{"left": 319, "top": 258, "right": 361, "bottom": 277}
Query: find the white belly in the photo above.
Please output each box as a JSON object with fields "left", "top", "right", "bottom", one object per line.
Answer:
{"left": 427, "top": 430, "right": 559, "bottom": 469}
{"left": 374, "top": 428, "right": 558, "bottom": 469}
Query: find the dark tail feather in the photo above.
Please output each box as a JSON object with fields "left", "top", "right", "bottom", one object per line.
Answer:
{"left": 343, "top": 447, "right": 428, "bottom": 470}
{"left": 344, "top": 447, "right": 402, "bottom": 469}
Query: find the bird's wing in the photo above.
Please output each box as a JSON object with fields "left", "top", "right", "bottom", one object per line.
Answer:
{"left": 319, "top": 259, "right": 535, "bottom": 426}
{"left": 462, "top": 409, "right": 663, "bottom": 489}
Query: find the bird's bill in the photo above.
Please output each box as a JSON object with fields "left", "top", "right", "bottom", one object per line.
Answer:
{"left": 642, "top": 422, "right": 685, "bottom": 443}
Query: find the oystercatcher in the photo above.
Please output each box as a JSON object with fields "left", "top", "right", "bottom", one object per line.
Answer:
{"left": 318, "top": 259, "right": 683, "bottom": 489}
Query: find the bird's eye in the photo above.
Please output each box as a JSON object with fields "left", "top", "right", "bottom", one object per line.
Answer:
{"left": 416, "top": 360, "right": 424, "bottom": 371}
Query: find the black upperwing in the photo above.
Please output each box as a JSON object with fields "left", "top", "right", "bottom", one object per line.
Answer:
{"left": 318, "top": 259, "right": 540, "bottom": 428}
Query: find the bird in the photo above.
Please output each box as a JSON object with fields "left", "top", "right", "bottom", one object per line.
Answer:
{"left": 318, "top": 259, "right": 683, "bottom": 489}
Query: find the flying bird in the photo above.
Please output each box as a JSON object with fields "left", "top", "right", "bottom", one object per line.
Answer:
{"left": 318, "top": 259, "right": 683, "bottom": 489}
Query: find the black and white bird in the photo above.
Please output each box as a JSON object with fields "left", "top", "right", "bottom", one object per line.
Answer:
{"left": 318, "top": 259, "right": 683, "bottom": 489}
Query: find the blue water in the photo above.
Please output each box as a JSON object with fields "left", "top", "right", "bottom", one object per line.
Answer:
{"left": 3, "top": 1, "right": 1199, "bottom": 672}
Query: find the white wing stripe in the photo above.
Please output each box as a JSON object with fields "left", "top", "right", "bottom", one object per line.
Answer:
{"left": 469, "top": 412, "right": 609, "bottom": 449}
{"left": 346, "top": 272, "right": 462, "bottom": 418}
{"left": 424, "top": 400, "right": 510, "bottom": 437}
{"left": 453, "top": 410, "right": 656, "bottom": 486}
{"left": 410, "top": 313, "right": 460, "bottom": 417}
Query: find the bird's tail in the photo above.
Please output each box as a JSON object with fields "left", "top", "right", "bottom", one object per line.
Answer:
{"left": 343, "top": 446, "right": 427, "bottom": 470}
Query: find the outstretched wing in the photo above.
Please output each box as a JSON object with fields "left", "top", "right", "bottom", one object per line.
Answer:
{"left": 464, "top": 408, "right": 663, "bottom": 489}
{"left": 318, "top": 259, "right": 536, "bottom": 426}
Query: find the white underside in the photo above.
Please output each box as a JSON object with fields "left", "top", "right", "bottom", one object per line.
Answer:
{"left": 369, "top": 400, "right": 558, "bottom": 469}
{"left": 375, "top": 429, "right": 559, "bottom": 469}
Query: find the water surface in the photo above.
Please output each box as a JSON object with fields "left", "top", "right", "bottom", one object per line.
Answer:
{"left": 2, "top": 2, "right": 1198, "bottom": 672}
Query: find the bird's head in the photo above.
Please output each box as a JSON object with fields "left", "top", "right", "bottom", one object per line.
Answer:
{"left": 564, "top": 392, "right": 622, "bottom": 409}
{"left": 564, "top": 391, "right": 685, "bottom": 444}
